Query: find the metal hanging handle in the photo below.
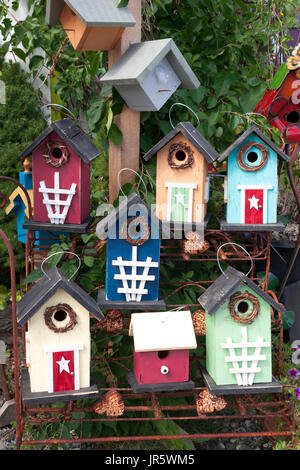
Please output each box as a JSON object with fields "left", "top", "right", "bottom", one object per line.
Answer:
{"left": 117, "top": 167, "right": 148, "bottom": 198}
{"left": 168, "top": 102, "right": 200, "bottom": 129}
{"left": 42, "top": 103, "right": 77, "bottom": 120}
{"left": 41, "top": 251, "right": 81, "bottom": 281}
{"left": 216, "top": 242, "right": 254, "bottom": 278}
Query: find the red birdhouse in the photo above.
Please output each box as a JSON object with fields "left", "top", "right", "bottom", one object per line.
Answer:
{"left": 18, "top": 119, "right": 100, "bottom": 233}
{"left": 127, "top": 310, "right": 197, "bottom": 392}
{"left": 255, "top": 56, "right": 300, "bottom": 144}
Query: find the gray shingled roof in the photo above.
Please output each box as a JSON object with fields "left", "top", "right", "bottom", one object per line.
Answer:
{"left": 218, "top": 125, "right": 289, "bottom": 162}
{"left": 18, "top": 118, "right": 101, "bottom": 164}
{"left": 17, "top": 267, "right": 104, "bottom": 326}
{"left": 46, "top": 0, "right": 136, "bottom": 27}
{"left": 96, "top": 192, "right": 164, "bottom": 239}
{"left": 100, "top": 39, "right": 200, "bottom": 90}
{"left": 198, "top": 266, "right": 286, "bottom": 316}
{"left": 143, "top": 122, "right": 220, "bottom": 164}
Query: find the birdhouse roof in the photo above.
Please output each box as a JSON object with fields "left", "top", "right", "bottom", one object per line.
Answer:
{"left": 129, "top": 310, "right": 197, "bottom": 352}
{"left": 17, "top": 267, "right": 104, "bottom": 326}
{"left": 100, "top": 39, "right": 200, "bottom": 89}
{"left": 143, "top": 121, "right": 220, "bottom": 164}
{"left": 218, "top": 125, "right": 289, "bottom": 163}
{"left": 46, "top": 0, "right": 136, "bottom": 27}
{"left": 96, "top": 192, "right": 166, "bottom": 238}
{"left": 198, "top": 266, "right": 286, "bottom": 316}
{"left": 18, "top": 118, "right": 101, "bottom": 164}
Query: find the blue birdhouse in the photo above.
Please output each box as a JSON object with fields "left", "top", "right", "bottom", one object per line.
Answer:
{"left": 218, "top": 125, "right": 290, "bottom": 231}
{"left": 96, "top": 193, "right": 165, "bottom": 311}
{"left": 5, "top": 168, "right": 68, "bottom": 249}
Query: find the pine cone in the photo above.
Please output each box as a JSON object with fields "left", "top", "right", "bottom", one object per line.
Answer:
{"left": 196, "top": 388, "right": 227, "bottom": 415}
{"left": 93, "top": 390, "right": 125, "bottom": 417}
{"left": 106, "top": 310, "right": 123, "bottom": 333}
{"left": 105, "top": 390, "right": 125, "bottom": 417}
{"left": 94, "top": 310, "right": 123, "bottom": 333}
{"left": 93, "top": 397, "right": 108, "bottom": 415}
{"left": 192, "top": 310, "right": 206, "bottom": 336}
{"left": 183, "top": 231, "right": 209, "bottom": 255}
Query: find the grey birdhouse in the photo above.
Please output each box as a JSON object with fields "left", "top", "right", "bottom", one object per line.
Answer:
{"left": 100, "top": 38, "right": 200, "bottom": 111}
{"left": 46, "top": 0, "right": 136, "bottom": 51}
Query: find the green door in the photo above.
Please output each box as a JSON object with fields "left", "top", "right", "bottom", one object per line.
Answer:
{"left": 170, "top": 186, "right": 189, "bottom": 222}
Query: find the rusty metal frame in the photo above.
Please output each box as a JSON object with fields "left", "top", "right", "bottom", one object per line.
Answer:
{"left": 0, "top": 175, "right": 296, "bottom": 449}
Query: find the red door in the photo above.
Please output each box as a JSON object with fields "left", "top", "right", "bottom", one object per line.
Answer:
{"left": 244, "top": 189, "right": 264, "bottom": 224}
{"left": 52, "top": 350, "right": 75, "bottom": 392}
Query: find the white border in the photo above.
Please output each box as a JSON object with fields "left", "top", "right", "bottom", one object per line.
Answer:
{"left": 45, "top": 345, "right": 83, "bottom": 393}
{"left": 165, "top": 182, "right": 197, "bottom": 222}
{"left": 237, "top": 185, "right": 273, "bottom": 224}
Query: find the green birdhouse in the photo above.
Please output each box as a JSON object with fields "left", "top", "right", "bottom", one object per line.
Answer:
{"left": 198, "top": 267, "right": 285, "bottom": 395}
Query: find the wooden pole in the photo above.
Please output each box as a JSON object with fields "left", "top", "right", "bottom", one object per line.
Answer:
{"left": 108, "top": 0, "right": 142, "bottom": 204}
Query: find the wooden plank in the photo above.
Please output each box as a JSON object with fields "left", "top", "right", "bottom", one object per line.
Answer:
{"left": 108, "top": 0, "right": 141, "bottom": 203}
{"left": 127, "top": 371, "right": 195, "bottom": 393}
{"left": 97, "top": 287, "right": 166, "bottom": 311}
{"left": 201, "top": 367, "right": 282, "bottom": 396}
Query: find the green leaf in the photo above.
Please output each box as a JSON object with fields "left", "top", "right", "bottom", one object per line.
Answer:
{"left": 207, "top": 96, "right": 217, "bottom": 109}
{"left": 270, "top": 63, "right": 289, "bottom": 90}
{"left": 81, "top": 233, "right": 95, "bottom": 244}
{"left": 190, "top": 86, "right": 207, "bottom": 104}
{"left": 117, "top": 0, "right": 129, "bottom": 6}
{"left": 282, "top": 310, "right": 295, "bottom": 330}
{"left": 21, "top": 269, "right": 43, "bottom": 285}
{"left": 108, "top": 123, "right": 123, "bottom": 146}
{"left": 47, "top": 245, "right": 64, "bottom": 267}
{"left": 0, "top": 285, "right": 8, "bottom": 297}
{"left": 12, "top": 47, "right": 27, "bottom": 61}
{"left": 215, "top": 126, "right": 223, "bottom": 137}
{"left": 29, "top": 55, "right": 44, "bottom": 72}
{"left": 84, "top": 255, "right": 94, "bottom": 268}
{"left": 106, "top": 107, "right": 114, "bottom": 133}
{"left": 0, "top": 298, "right": 7, "bottom": 310}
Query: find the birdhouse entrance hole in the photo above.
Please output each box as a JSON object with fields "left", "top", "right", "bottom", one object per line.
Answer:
{"left": 44, "top": 303, "right": 78, "bottom": 333}
{"left": 168, "top": 142, "right": 194, "bottom": 169}
{"left": 51, "top": 147, "right": 63, "bottom": 159}
{"left": 53, "top": 309, "right": 68, "bottom": 322}
{"left": 157, "top": 350, "right": 169, "bottom": 359}
{"left": 286, "top": 110, "right": 300, "bottom": 124}
{"left": 246, "top": 151, "right": 259, "bottom": 163}
{"left": 236, "top": 300, "right": 250, "bottom": 314}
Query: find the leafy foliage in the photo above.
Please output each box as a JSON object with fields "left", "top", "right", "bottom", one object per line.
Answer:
{"left": 0, "top": 60, "right": 46, "bottom": 276}
{"left": 0, "top": 0, "right": 299, "bottom": 448}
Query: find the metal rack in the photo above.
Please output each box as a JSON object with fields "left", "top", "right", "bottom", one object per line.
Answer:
{"left": 0, "top": 176, "right": 296, "bottom": 449}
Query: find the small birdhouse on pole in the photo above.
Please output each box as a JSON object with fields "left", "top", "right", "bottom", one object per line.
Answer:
{"left": 46, "top": 0, "right": 136, "bottom": 51}
{"left": 100, "top": 39, "right": 200, "bottom": 111}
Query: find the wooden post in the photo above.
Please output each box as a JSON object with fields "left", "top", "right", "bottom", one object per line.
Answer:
{"left": 108, "top": 0, "right": 142, "bottom": 204}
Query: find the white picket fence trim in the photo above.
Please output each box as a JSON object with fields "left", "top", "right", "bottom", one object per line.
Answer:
{"left": 39, "top": 172, "right": 76, "bottom": 224}
{"left": 221, "top": 326, "right": 270, "bottom": 386}
{"left": 112, "top": 246, "right": 158, "bottom": 302}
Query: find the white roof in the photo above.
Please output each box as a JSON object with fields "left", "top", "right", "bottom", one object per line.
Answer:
{"left": 46, "top": 0, "right": 136, "bottom": 27}
{"left": 129, "top": 310, "right": 197, "bottom": 352}
{"left": 100, "top": 39, "right": 200, "bottom": 89}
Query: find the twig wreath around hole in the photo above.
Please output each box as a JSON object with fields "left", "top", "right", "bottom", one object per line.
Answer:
{"left": 43, "top": 140, "right": 70, "bottom": 168}
{"left": 237, "top": 141, "right": 268, "bottom": 172}
{"left": 168, "top": 141, "right": 194, "bottom": 169}
{"left": 44, "top": 303, "right": 77, "bottom": 333}
{"left": 120, "top": 216, "right": 150, "bottom": 246}
{"left": 229, "top": 291, "right": 260, "bottom": 324}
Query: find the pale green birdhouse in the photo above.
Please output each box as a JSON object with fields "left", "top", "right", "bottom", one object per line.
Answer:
{"left": 198, "top": 267, "right": 285, "bottom": 395}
